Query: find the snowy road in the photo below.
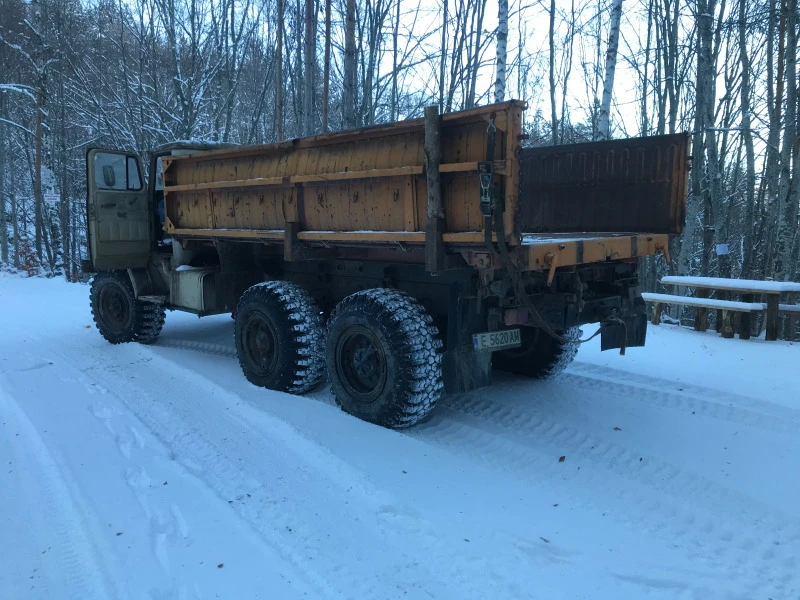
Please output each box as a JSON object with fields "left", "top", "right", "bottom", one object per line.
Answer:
{"left": 1, "top": 273, "right": 798, "bottom": 600}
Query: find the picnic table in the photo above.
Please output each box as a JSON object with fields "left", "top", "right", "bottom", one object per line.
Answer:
{"left": 643, "top": 276, "right": 800, "bottom": 341}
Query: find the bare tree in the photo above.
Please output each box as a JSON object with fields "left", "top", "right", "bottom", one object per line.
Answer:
{"left": 494, "top": 0, "right": 508, "bottom": 102}
{"left": 343, "top": 0, "right": 357, "bottom": 128}
{"left": 303, "top": 0, "right": 316, "bottom": 135}
{"left": 738, "top": 0, "right": 756, "bottom": 277}
{"left": 276, "top": 0, "right": 285, "bottom": 140}
{"left": 322, "top": 0, "right": 331, "bottom": 132}
{"left": 596, "top": 0, "right": 623, "bottom": 140}
{"left": 773, "top": 0, "right": 798, "bottom": 280}
{"left": 548, "top": 0, "right": 557, "bottom": 144}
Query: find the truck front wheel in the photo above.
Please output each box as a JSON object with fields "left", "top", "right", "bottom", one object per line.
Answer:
{"left": 492, "top": 326, "right": 582, "bottom": 379}
{"left": 234, "top": 281, "right": 326, "bottom": 394}
{"left": 326, "top": 289, "right": 443, "bottom": 429}
{"left": 90, "top": 271, "right": 166, "bottom": 345}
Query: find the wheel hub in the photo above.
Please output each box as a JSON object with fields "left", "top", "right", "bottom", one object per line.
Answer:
{"left": 99, "top": 286, "right": 129, "bottom": 332}
{"left": 244, "top": 314, "right": 278, "bottom": 373}
{"left": 336, "top": 326, "right": 387, "bottom": 403}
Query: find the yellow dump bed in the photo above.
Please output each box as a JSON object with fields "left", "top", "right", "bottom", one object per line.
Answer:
{"left": 160, "top": 101, "right": 687, "bottom": 271}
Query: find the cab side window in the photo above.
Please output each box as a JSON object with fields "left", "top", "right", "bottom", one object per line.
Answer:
{"left": 94, "top": 152, "right": 143, "bottom": 191}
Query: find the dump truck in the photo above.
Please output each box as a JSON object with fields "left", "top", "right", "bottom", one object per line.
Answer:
{"left": 83, "top": 101, "right": 689, "bottom": 428}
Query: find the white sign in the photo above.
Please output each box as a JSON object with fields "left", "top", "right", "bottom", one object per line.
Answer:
{"left": 44, "top": 194, "right": 60, "bottom": 205}
{"left": 715, "top": 244, "right": 729, "bottom": 256}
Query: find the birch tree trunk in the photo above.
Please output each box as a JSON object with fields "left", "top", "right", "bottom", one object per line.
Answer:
{"left": 276, "top": 0, "right": 284, "bottom": 140}
{"left": 696, "top": 0, "right": 720, "bottom": 277}
{"left": 303, "top": 0, "right": 315, "bottom": 136}
{"left": 439, "top": 0, "right": 447, "bottom": 111}
{"left": 12, "top": 193, "right": 19, "bottom": 269}
{"left": 548, "top": 0, "right": 557, "bottom": 145}
{"left": 773, "top": 0, "right": 797, "bottom": 280}
{"left": 763, "top": 0, "right": 785, "bottom": 276}
{"left": 391, "top": 0, "right": 399, "bottom": 121}
{"left": 739, "top": 0, "right": 757, "bottom": 278}
{"left": 343, "top": 0, "right": 357, "bottom": 128}
{"left": 596, "top": 0, "right": 624, "bottom": 140}
{"left": 32, "top": 0, "right": 45, "bottom": 263}
{"left": 322, "top": 0, "right": 331, "bottom": 132}
{"left": 0, "top": 96, "right": 7, "bottom": 265}
{"left": 494, "top": 0, "right": 508, "bottom": 103}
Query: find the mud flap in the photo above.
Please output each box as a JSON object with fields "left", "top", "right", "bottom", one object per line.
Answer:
{"left": 601, "top": 311, "right": 647, "bottom": 351}
{"left": 442, "top": 346, "right": 492, "bottom": 395}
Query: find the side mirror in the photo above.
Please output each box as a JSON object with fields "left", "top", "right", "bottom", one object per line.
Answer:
{"left": 103, "top": 165, "right": 116, "bottom": 187}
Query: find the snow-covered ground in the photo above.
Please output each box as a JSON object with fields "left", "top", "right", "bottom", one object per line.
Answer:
{"left": 1, "top": 272, "right": 798, "bottom": 600}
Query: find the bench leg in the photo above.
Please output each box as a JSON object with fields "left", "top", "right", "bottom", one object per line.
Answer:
{"left": 715, "top": 291, "right": 726, "bottom": 333}
{"left": 651, "top": 303, "right": 663, "bottom": 325}
{"left": 765, "top": 295, "right": 779, "bottom": 341}
{"left": 739, "top": 294, "right": 753, "bottom": 340}
{"left": 721, "top": 310, "right": 734, "bottom": 338}
{"left": 694, "top": 289, "right": 709, "bottom": 332}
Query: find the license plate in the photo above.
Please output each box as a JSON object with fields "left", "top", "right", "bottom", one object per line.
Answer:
{"left": 472, "top": 328, "right": 522, "bottom": 352}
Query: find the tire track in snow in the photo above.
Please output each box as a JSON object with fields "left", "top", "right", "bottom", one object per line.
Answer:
{"left": 77, "top": 358, "right": 348, "bottom": 600}
{"left": 153, "top": 334, "right": 800, "bottom": 596}
{"left": 566, "top": 362, "right": 800, "bottom": 432}
{"left": 153, "top": 338, "right": 238, "bottom": 359}
{"left": 156, "top": 336, "right": 800, "bottom": 435}
{"left": 417, "top": 393, "right": 799, "bottom": 600}
{"left": 76, "top": 345, "right": 489, "bottom": 600}
{"left": 89, "top": 397, "right": 193, "bottom": 592}
{"left": 0, "top": 389, "right": 113, "bottom": 600}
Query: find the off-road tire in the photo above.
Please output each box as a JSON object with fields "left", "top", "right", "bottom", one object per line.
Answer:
{"left": 135, "top": 303, "right": 167, "bottom": 344}
{"left": 234, "top": 281, "right": 326, "bottom": 394}
{"left": 326, "top": 289, "right": 443, "bottom": 429}
{"left": 90, "top": 271, "right": 166, "bottom": 345}
{"left": 492, "top": 326, "right": 582, "bottom": 379}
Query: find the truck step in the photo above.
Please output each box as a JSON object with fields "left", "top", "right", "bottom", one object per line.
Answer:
{"left": 139, "top": 295, "right": 168, "bottom": 304}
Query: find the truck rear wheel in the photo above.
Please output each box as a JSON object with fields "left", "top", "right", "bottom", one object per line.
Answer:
{"left": 326, "top": 289, "right": 443, "bottom": 429}
{"left": 234, "top": 281, "right": 325, "bottom": 394}
{"left": 90, "top": 271, "right": 166, "bottom": 345}
{"left": 492, "top": 326, "right": 581, "bottom": 379}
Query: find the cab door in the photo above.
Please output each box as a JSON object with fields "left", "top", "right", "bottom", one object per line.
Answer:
{"left": 86, "top": 149, "right": 151, "bottom": 270}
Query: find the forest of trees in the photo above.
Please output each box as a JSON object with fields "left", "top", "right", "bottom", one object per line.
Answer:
{"left": 0, "top": 0, "right": 798, "bottom": 298}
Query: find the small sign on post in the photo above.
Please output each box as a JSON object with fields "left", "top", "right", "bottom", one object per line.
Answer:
{"left": 44, "top": 194, "right": 60, "bottom": 205}
{"left": 715, "top": 243, "right": 729, "bottom": 256}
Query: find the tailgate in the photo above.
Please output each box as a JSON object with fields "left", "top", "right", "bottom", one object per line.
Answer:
{"left": 518, "top": 133, "right": 689, "bottom": 235}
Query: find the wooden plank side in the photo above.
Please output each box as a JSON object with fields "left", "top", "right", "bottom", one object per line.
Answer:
{"left": 166, "top": 102, "right": 530, "bottom": 243}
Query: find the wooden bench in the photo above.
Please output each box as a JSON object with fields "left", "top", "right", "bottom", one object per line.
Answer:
{"left": 643, "top": 284, "right": 800, "bottom": 341}
{"left": 642, "top": 293, "right": 765, "bottom": 338}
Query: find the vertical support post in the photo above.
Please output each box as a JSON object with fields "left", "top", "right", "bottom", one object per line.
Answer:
{"left": 765, "top": 294, "right": 779, "bottom": 341}
{"left": 720, "top": 311, "right": 734, "bottom": 338}
{"left": 739, "top": 293, "right": 753, "bottom": 340}
{"left": 651, "top": 302, "right": 663, "bottom": 325}
{"left": 424, "top": 105, "right": 445, "bottom": 274}
{"left": 789, "top": 292, "right": 797, "bottom": 342}
{"left": 715, "top": 290, "right": 726, "bottom": 333}
{"left": 284, "top": 221, "right": 301, "bottom": 261}
{"left": 11, "top": 192, "right": 19, "bottom": 269}
{"left": 694, "top": 288, "right": 709, "bottom": 332}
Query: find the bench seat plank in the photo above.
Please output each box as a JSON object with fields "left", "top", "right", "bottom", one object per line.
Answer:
{"left": 642, "top": 293, "right": 765, "bottom": 312}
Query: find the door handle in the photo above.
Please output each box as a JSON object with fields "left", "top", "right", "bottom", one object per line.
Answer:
{"left": 100, "top": 202, "right": 117, "bottom": 208}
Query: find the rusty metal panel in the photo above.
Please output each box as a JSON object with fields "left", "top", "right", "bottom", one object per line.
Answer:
{"left": 518, "top": 133, "right": 689, "bottom": 235}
